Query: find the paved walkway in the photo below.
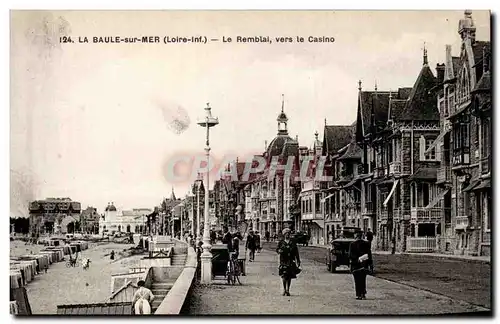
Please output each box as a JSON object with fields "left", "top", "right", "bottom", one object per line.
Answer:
{"left": 187, "top": 247, "right": 488, "bottom": 315}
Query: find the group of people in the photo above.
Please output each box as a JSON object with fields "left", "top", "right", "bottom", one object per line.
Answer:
{"left": 275, "top": 227, "right": 373, "bottom": 300}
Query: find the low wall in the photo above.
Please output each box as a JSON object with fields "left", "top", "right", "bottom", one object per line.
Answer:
{"left": 154, "top": 243, "right": 197, "bottom": 315}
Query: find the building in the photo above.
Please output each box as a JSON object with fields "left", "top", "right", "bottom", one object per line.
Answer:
{"left": 299, "top": 131, "right": 326, "bottom": 245}
{"left": 355, "top": 49, "right": 442, "bottom": 252}
{"left": 28, "top": 197, "right": 81, "bottom": 236}
{"left": 98, "top": 202, "right": 151, "bottom": 235}
{"left": 161, "top": 188, "right": 181, "bottom": 236}
{"left": 430, "top": 10, "right": 491, "bottom": 256}
{"left": 322, "top": 124, "right": 355, "bottom": 243}
{"left": 80, "top": 206, "right": 99, "bottom": 234}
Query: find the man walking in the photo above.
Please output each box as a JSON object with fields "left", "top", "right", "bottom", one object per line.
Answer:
{"left": 366, "top": 228, "right": 374, "bottom": 247}
{"left": 222, "top": 226, "right": 233, "bottom": 252}
{"left": 246, "top": 230, "right": 257, "bottom": 261}
{"left": 348, "top": 230, "right": 372, "bottom": 300}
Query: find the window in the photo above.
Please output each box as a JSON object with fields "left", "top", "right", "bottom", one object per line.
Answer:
{"left": 422, "top": 183, "right": 430, "bottom": 207}
{"left": 411, "top": 183, "right": 416, "bottom": 207}
{"left": 484, "top": 193, "right": 491, "bottom": 231}
{"left": 425, "top": 138, "right": 436, "bottom": 160}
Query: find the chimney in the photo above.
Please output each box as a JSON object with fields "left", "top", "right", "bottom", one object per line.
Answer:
{"left": 436, "top": 63, "right": 445, "bottom": 84}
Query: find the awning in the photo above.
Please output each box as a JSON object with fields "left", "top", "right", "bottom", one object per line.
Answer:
{"left": 462, "top": 179, "right": 480, "bottom": 192}
{"left": 425, "top": 188, "right": 450, "bottom": 209}
{"left": 320, "top": 193, "right": 335, "bottom": 203}
{"left": 383, "top": 179, "right": 400, "bottom": 207}
{"left": 425, "top": 129, "right": 450, "bottom": 154}
{"left": 473, "top": 179, "right": 491, "bottom": 191}
{"left": 312, "top": 219, "right": 324, "bottom": 229}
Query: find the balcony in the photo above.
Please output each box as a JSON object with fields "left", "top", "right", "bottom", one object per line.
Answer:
{"left": 455, "top": 216, "right": 470, "bottom": 230}
{"left": 481, "top": 156, "right": 490, "bottom": 175}
{"left": 436, "top": 166, "right": 451, "bottom": 184}
{"left": 410, "top": 207, "right": 441, "bottom": 222}
{"left": 389, "top": 161, "right": 402, "bottom": 176}
{"left": 375, "top": 167, "right": 385, "bottom": 178}
{"left": 363, "top": 201, "right": 374, "bottom": 215}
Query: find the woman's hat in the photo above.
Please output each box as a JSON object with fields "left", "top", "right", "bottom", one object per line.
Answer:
{"left": 282, "top": 228, "right": 291, "bottom": 235}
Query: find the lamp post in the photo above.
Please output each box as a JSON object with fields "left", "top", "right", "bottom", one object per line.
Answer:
{"left": 197, "top": 102, "right": 219, "bottom": 284}
{"left": 196, "top": 181, "right": 202, "bottom": 244}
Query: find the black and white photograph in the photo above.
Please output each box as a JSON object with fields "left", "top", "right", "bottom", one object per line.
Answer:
{"left": 9, "top": 9, "right": 492, "bottom": 316}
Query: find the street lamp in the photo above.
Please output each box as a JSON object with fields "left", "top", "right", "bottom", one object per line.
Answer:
{"left": 196, "top": 179, "right": 202, "bottom": 245}
{"left": 197, "top": 102, "right": 219, "bottom": 284}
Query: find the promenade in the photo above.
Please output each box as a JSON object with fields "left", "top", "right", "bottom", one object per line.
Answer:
{"left": 186, "top": 247, "right": 488, "bottom": 315}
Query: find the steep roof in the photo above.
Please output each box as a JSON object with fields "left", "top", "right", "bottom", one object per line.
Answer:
{"left": 355, "top": 91, "right": 393, "bottom": 140}
{"left": 397, "top": 65, "right": 439, "bottom": 121}
{"left": 338, "top": 142, "right": 362, "bottom": 160}
{"left": 388, "top": 99, "right": 407, "bottom": 120}
{"left": 322, "top": 125, "right": 353, "bottom": 155}
{"left": 472, "top": 70, "right": 491, "bottom": 93}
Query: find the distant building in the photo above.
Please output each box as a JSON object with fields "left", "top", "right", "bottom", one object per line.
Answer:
{"left": 98, "top": 202, "right": 151, "bottom": 235}
{"left": 80, "top": 206, "right": 99, "bottom": 234}
{"left": 28, "top": 197, "right": 81, "bottom": 236}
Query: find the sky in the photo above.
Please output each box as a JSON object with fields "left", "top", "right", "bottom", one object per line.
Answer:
{"left": 10, "top": 10, "right": 490, "bottom": 216}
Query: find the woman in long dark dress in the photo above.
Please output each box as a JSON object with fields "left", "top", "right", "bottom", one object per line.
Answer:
{"left": 276, "top": 228, "right": 301, "bottom": 296}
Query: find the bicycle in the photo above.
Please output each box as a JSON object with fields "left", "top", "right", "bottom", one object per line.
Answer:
{"left": 226, "top": 252, "right": 242, "bottom": 285}
{"left": 66, "top": 257, "right": 79, "bottom": 268}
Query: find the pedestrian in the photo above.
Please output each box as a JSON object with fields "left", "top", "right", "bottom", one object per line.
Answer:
{"left": 348, "top": 230, "right": 372, "bottom": 300}
{"left": 210, "top": 229, "right": 217, "bottom": 244}
{"left": 246, "top": 230, "right": 257, "bottom": 261}
{"left": 265, "top": 230, "right": 270, "bottom": 242}
{"left": 232, "top": 231, "right": 242, "bottom": 259}
{"left": 391, "top": 236, "right": 396, "bottom": 254}
{"left": 132, "top": 280, "right": 155, "bottom": 315}
{"left": 276, "top": 228, "right": 301, "bottom": 296}
{"left": 110, "top": 250, "right": 115, "bottom": 260}
{"left": 222, "top": 226, "right": 233, "bottom": 252}
{"left": 366, "top": 229, "right": 374, "bottom": 247}
{"left": 255, "top": 231, "right": 262, "bottom": 253}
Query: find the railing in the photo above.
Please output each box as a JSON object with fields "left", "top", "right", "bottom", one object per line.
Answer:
{"left": 437, "top": 165, "right": 451, "bottom": 183}
{"left": 410, "top": 207, "right": 441, "bottom": 222}
{"left": 455, "top": 216, "right": 470, "bottom": 230}
{"left": 481, "top": 156, "right": 490, "bottom": 174}
{"left": 406, "top": 237, "right": 437, "bottom": 252}
{"left": 389, "top": 161, "right": 402, "bottom": 176}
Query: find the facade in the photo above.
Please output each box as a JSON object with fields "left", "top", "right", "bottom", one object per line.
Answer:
{"left": 98, "top": 202, "right": 151, "bottom": 235}
{"left": 80, "top": 206, "right": 99, "bottom": 234}
{"left": 432, "top": 11, "right": 491, "bottom": 256}
{"left": 352, "top": 11, "right": 491, "bottom": 256}
{"left": 299, "top": 132, "right": 326, "bottom": 245}
{"left": 28, "top": 197, "right": 82, "bottom": 236}
{"left": 322, "top": 124, "right": 355, "bottom": 244}
{"left": 161, "top": 188, "right": 181, "bottom": 236}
